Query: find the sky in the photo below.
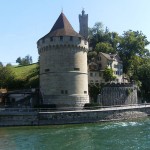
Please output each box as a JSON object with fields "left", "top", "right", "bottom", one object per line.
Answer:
{"left": 0, "top": 0, "right": 150, "bottom": 65}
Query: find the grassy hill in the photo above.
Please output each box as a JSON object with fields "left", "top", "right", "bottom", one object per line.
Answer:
{"left": 12, "top": 63, "right": 39, "bottom": 89}
{"left": 13, "top": 63, "right": 38, "bottom": 79}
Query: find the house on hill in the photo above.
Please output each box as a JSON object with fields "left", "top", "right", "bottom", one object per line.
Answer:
{"left": 88, "top": 52, "right": 124, "bottom": 84}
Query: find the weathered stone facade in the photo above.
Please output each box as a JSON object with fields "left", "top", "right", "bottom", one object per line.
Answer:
{"left": 37, "top": 12, "right": 89, "bottom": 109}
{"left": 97, "top": 83, "right": 138, "bottom": 106}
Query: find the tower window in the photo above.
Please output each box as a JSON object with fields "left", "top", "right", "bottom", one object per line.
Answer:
{"left": 60, "top": 36, "right": 63, "bottom": 41}
{"left": 70, "top": 36, "right": 73, "bottom": 41}
{"left": 45, "top": 69, "right": 50, "bottom": 72}
{"left": 84, "top": 91, "right": 87, "bottom": 94}
{"left": 65, "top": 90, "right": 68, "bottom": 94}
{"left": 61, "top": 90, "right": 64, "bottom": 94}
{"left": 50, "top": 37, "right": 53, "bottom": 41}
{"left": 74, "top": 68, "right": 80, "bottom": 71}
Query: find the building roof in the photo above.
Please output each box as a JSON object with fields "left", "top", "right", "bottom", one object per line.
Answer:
{"left": 100, "top": 52, "right": 122, "bottom": 62}
{"left": 39, "top": 12, "right": 82, "bottom": 41}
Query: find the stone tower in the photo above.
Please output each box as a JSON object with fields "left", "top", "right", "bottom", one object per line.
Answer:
{"left": 37, "top": 12, "right": 89, "bottom": 109}
{"left": 79, "top": 9, "right": 88, "bottom": 39}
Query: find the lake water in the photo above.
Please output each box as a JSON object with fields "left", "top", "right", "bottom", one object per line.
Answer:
{"left": 0, "top": 118, "right": 150, "bottom": 150}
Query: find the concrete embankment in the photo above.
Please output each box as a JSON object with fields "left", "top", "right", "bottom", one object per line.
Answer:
{"left": 0, "top": 105, "right": 150, "bottom": 126}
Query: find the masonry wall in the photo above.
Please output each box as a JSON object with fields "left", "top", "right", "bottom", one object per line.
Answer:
{"left": 0, "top": 106, "right": 150, "bottom": 126}
{"left": 98, "top": 83, "right": 138, "bottom": 106}
{"left": 38, "top": 36, "right": 89, "bottom": 108}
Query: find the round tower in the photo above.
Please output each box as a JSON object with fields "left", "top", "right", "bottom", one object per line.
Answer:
{"left": 37, "top": 12, "right": 89, "bottom": 109}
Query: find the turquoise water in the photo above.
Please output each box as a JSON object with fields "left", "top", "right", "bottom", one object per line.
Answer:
{"left": 0, "top": 118, "right": 150, "bottom": 150}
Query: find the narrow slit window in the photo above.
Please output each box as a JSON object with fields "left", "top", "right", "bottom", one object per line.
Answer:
{"left": 74, "top": 68, "right": 80, "bottom": 71}
{"left": 61, "top": 90, "right": 64, "bottom": 94}
{"left": 84, "top": 91, "right": 87, "bottom": 94}
{"left": 45, "top": 69, "right": 50, "bottom": 72}
{"left": 65, "top": 90, "right": 68, "bottom": 94}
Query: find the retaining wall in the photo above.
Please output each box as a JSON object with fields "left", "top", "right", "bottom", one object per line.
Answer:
{"left": 0, "top": 105, "right": 150, "bottom": 126}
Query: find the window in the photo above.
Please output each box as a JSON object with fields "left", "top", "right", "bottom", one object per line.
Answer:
{"left": 90, "top": 80, "right": 93, "bottom": 83}
{"left": 74, "top": 68, "right": 80, "bottom": 71}
{"left": 114, "top": 64, "right": 118, "bottom": 68}
{"left": 60, "top": 36, "right": 63, "bottom": 41}
{"left": 98, "top": 56, "right": 101, "bottom": 61}
{"left": 50, "top": 37, "right": 53, "bottom": 41}
{"left": 65, "top": 90, "right": 68, "bottom": 94}
{"left": 61, "top": 90, "right": 64, "bottom": 94}
{"left": 45, "top": 69, "right": 50, "bottom": 72}
{"left": 98, "top": 64, "right": 102, "bottom": 70}
{"left": 84, "top": 91, "right": 87, "bottom": 94}
{"left": 90, "top": 73, "right": 93, "bottom": 77}
{"left": 79, "top": 37, "right": 81, "bottom": 42}
{"left": 70, "top": 36, "right": 73, "bottom": 41}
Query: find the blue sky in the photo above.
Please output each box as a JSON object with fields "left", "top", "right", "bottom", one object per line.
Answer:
{"left": 0, "top": 0, "right": 150, "bottom": 65}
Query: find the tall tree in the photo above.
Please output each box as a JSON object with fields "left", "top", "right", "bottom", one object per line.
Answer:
{"left": 118, "top": 30, "right": 150, "bottom": 73}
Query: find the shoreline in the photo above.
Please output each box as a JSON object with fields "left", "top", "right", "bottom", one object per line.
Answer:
{"left": 0, "top": 105, "right": 150, "bottom": 127}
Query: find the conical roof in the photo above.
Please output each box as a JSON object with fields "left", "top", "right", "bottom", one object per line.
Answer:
{"left": 39, "top": 12, "right": 82, "bottom": 41}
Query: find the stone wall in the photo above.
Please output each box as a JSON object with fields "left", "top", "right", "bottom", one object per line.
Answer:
{"left": 0, "top": 105, "right": 150, "bottom": 126}
{"left": 97, "top": 83, "right": 138, "bottom": 106}
{"left": 38, "top": 36, "right": 89, "bottom": 109}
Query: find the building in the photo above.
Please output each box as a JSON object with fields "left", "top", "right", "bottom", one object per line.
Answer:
{"left": 37, "top": 11, "right": 89, "bottom": 109}
{"left": 88, "top": 52, "right": 123, "bottom": 84}
{"left": 79, "top": 9, "right": 88, "bottom": 39}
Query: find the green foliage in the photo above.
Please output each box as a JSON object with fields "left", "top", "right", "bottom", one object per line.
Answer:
{"left": 0, "top": 66, "right": 15, "bottom": 88}
{"left": 13, "top": 63, "right": 39, "bottom": 89}
{"left": 87, "top": 51, "right": 97, "bottom": 61}
{"left": 95, "top": 42, "right": 115, "bottom": 54}
{"left": 118, "top": 30, "right": 150, "bottom": 73}
{"left": 88, "top": 84, "right": 101, "bottom": 103}
{"left": 126, "top": 88, "right": 133, "bottom": 96}
{"left": 16, "top": 55, "right": 33, "bottom": 66}
{"left": 103, "top": 67, "right": 116, "bottom": 82}
{"left": 137, "top": 63, "right": 150, "bottom": 101}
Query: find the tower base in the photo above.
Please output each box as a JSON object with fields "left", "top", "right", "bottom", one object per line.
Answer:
{"left": 42, "top": 95, "right": 89, "bottom": 110}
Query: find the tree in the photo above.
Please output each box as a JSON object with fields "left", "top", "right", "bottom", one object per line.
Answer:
{"left": 103, "top": 67, "right": 116, "bottom": 82}
{"left": 0, "top": 62, "right": 3, "bottom": 67}
{"left": 95, "top": 42, "right": 115, "bottom": 54}
{"left": 137, "top": 62, "right": 150, "bottom": 101}
{"left": 0, "top": 66, "right": 15, "bottom": 88}
{"left": 16, "top": 55, "right": 33, "bottom": 66}
{"left": 118, "top": 30, "right": 150, "bottom": 73}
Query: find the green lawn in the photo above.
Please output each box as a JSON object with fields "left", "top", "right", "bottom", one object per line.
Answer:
{"left": 13, "top": 63, "right": 38, "bottom": 80}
